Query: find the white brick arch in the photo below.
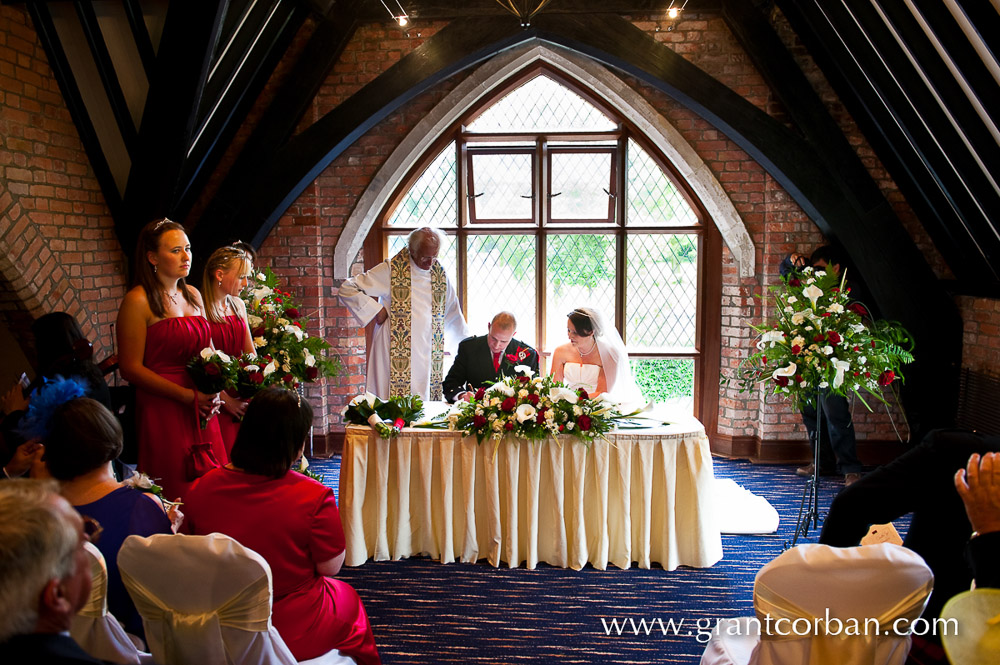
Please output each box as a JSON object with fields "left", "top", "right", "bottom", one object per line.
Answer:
{"left": 334, "top": 40, "right": 754, "bottom": 278}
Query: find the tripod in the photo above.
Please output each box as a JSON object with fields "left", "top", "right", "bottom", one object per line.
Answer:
{"left": 786, "top": 387, "right": 823, "bottom": 549}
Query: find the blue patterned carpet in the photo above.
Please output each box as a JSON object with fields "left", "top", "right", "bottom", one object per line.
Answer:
{"left": 306, "top": 456, "right": 888, "bottom": 664}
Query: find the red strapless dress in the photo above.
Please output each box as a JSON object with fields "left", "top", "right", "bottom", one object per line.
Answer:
{"left": 137, "top": 317, "right": 228, "bottom": 498}
{"left": 208, "top": 315, "right": 248, "bottom": 456}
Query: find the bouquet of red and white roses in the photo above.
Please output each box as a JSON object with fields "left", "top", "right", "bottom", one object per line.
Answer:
{"left": 342, "top": 393, "right": 424, "bottom": 439}
{"left": 733, "top": 265, "right": 914, "bottom": 410}
{"left": 186, "top": 348, "right": 233, "bottom": 428}
{"left": 444, "top": 366, "right": 620, "bottom": 445}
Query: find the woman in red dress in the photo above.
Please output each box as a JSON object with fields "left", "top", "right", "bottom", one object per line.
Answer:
{"left": 116, "top": 218, "right": 227, "bottom": 499}
{"left": 202, "top": 245, "right": 256, "bottom": 455}
{"left": 185, "top": 388, "right": 381, "bottom": 665}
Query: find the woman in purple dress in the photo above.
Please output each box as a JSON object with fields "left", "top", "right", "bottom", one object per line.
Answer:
{"left": 42, "top": 396, "right": 178, "bottom": 639}
{"left": 202, "top": 245, "right": 256, "bottom": 455}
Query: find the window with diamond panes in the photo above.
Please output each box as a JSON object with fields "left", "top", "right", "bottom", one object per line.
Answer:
{"left": 465, "top": 235, "right": 537, "bottom": 346}
{"left": 378, "top": 69, "right": 711, "bottom": 413}
{"left": 545, "top": 234, "right": 616, "bottom": 349}
{"left": 388, "top": 141, "right": 457, "bottom": 227}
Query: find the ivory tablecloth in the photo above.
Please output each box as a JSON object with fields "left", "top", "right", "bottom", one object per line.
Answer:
{"left": 339, "top": 418, "right": 723, "bottom": 570}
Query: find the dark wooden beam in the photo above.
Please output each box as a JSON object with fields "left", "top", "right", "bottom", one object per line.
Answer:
{"left": 174, "top": 2, "right": 306, "bottom": 218}
{"left": 192, "top": 2, "right": 364, "bottom": 251}
{"left": 73, "top": 1, "right": 138, "bottom": 151}
{"left": 122, "top": 0, "right": 157, "bottom": 78}
{"left": 354, "top": 0, "right": 722, "bottom": 21}
{"left": 781, "top": 2, "right": 997, "bottom": 284}
{"left": 25, "top": 3, "right": 122, "bottom": 214}
{"left": 119, "top": 0, "right": 228, "bottom": 255}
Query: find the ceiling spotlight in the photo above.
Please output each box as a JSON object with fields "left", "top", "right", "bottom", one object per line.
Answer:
{"left": 380, "top": 0, "right": 409, "bottom": 27}
{"left": 666, "top": 0, "right": 689, "bottom": 21}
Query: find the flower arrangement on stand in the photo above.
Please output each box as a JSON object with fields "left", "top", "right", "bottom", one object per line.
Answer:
{"left": 243, "top": 268, "right": 341, "bottom": 387}
{"left": 441, "top": 367, "right": 620, "bottom": 445}
{"left": 732, "top": 265, "right": 914, "bottom": 410}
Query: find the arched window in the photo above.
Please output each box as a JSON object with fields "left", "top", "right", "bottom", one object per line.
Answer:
{"left": 371, "top": 66, "right": 718, "bottom": 413}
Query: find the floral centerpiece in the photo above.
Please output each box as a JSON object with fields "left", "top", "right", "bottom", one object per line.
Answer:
{"left": 186, "top": 348, "right": 233, "bottom": 428}
{"left": 342, "top": 393, "right": 425, "bottom": 438}
{"left": 442, "top": 366, "right": 620, "bottom": 445}
{"left": 733, "top": 265, "right": 914, "bottom": 410}
{"left": 243, "top": 268, "right": 341, "bottom": 386}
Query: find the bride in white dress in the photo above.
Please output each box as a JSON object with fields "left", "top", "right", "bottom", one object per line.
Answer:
{"left": 550, "top": 308, "right": 644, "bottom": 406}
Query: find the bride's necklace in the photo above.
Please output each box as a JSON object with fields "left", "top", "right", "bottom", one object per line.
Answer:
{"left": 164, "top": 290, "right": 180, "bottom": 306}
{"left": 578, "top": 339, "right": 598, "bottom": 358}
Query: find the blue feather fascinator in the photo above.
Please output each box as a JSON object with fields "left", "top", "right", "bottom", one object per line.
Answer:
{"left": 16, "top": 375, "right": 89, "bottom": 441}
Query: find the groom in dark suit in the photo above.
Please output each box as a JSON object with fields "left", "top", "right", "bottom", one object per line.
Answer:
{"left": 442, "top": 311, "right": 539, "bottom": 402}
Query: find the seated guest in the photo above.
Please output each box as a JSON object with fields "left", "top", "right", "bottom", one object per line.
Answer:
{"left": 41, "top": 395, "right": 178, "bottom": 640}
{"left": 955, "top": 451, "right": 1000, "bottom": 589}
{"left": 0, "top": 479, "right": 103, "bottom": 663}
{"left": 185, "top": 387, "right": 381, "bottom": 664}
{"left": 2, "top": 312, "right": 112, "bottom": 473}
{"left": 550, "top": 307, "right": 643, "bottom": 404}
{"left": 820, "top": 428, "right": 1000, "bottom": 620}
{"left": 443, "top": 311, "right": 539, "bottom": 402}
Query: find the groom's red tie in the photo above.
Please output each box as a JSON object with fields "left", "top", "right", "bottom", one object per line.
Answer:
{"left": 493, "top": 352, "right": 501, "bottom": 372}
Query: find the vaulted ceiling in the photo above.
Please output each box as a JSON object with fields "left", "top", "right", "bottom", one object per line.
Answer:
{"left": 12, "top": 0, "right": 1000, "bottom": 303}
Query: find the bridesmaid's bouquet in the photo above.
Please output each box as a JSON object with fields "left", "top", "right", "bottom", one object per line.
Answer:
{"left": 186, "top": 348, "right": 233, "bottom": 428}
{"left": 227, "top": 353, "right": 274, "bottom": 400}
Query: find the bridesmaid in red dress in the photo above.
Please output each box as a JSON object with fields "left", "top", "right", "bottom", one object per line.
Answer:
{"left": 116, "top": 218, "right": 227, "bottom": 499}
{"left": 202, "top": 245, "right": 256, "bottom": 456}
{"left": 185, "top": 388, "right": 381, "bottom": 665}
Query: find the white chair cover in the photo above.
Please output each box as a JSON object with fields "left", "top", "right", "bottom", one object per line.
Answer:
{"left": 940, "top": 588, "right": 1000, "bottom": 665}
{"left": 119, "top": 533, "right": 299, "bottom": 665}
{"left": 70, "top": 541, "right": 148, "bottom": 665}
{"left": 701, "top": 543, "right": 933, "bottom": 665}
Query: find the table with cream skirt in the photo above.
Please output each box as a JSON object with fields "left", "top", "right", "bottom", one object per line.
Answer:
{"left": 339, "top": 416, "right": 723, "bottom": 570}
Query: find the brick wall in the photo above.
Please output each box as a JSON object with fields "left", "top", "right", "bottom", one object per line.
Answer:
{"left": 958, "top": 296, "right": 1000, "bottom": 376}
{"left": 0, "top": 6, "right": 126, "bottom": 363}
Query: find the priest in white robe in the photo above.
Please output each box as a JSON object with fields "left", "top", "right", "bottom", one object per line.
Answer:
{"left": 339, "top": 227, "right": 470, "bottom": 400}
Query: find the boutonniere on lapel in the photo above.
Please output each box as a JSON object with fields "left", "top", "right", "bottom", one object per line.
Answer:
{"left": 503, "top": 346, "right": 534, "bottom": 370}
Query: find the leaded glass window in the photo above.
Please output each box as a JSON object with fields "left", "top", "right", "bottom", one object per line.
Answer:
{"left": 376, "top": 70, "right": 710, "bottom": 413}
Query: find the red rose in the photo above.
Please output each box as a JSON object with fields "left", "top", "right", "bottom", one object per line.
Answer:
{"left": 204, "top": 363, "right": 221, "bottom": 377}
{"left": 536, "top": 410, "right": 547, "bottom": 424}
{"left": 789, "top": 278, "right": 801, "bottom": 287}
{"left": 519, "top": 376, "right": 529, "bottom": 383}
{"left": 257, "top": 363, "right": 267, "bottom": 370}
{"left": 827, "top": 331, "right": 841, "bottom": 344}
{"left": 275, "top": 297, "right": 283, "bottom": 304}
{"left": 285, "top": 308, "right": 300, "bottom": 318}
{"left": 527, "top": 393, "right": 540, "bottom": 406}
{"left": 821, "top": 312, "right": 832, "bottom": 317}
{"left": 794, "top": 375, "right": 802, "bottom": 383}
{"left": 577, "top": 415, "right": 592, "bottom": 431}
{"left": 762, "top": 356, "right": 767, "bottom": 364}
{"left": 577, "top": 388, "right": 589, "bottom": 400}
{"left": 306, "top": 366, "right": 319, "bottom": 381}
{"left": 474, "top": 387, "right": 486, "bottom": 401}
{"left": 853, "top": 346, "right": 860, "bottom": 352}
{"left": 248, "top": 372, "right": 265, "bottom": 385}
{"left": 283, "top": 373, "right": 294, "bottom": 383}
{"left": 790, "top": 345, "right": 802, "bottom": 355}
{"left": 473, "top": 415, "right": 487, "bottom": 428}
{"left": 504, "top": 421, "right": 514, "bottom": 431}
{"left": 501, "top": 397, "right": 516, "bottom": 412}
{"left": 559, "top": 424, "right": 565, "bottom": 432}
{"left": 293, "top": 321, "right": 302, "bottom": 328}
{"left": 848, "top": 303, "right": 868, "bottom": 317}
{"left": 394, "top": 418, "right": 405, "bottom": 428}
{"left": 774, "top": 375, "right": 789, "bottom": 387}
{"left": 252, "top": 326, "right": 265, "bottom": 337}
{"left": 864, "top": 372, "right": 871, "bottom": 378}
{"left": 870, "top": 340, "right": 876, "bottom": 348}
{"left": 831, "top": 287, "right": 840, "bottom": 293}
{"left": 878, "top": 370, "right": 895, "bottom": 386}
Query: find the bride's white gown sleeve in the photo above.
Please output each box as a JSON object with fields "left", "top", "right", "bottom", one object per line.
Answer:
{"left": 339, "top": 259, "right": 469, "bottom": 399}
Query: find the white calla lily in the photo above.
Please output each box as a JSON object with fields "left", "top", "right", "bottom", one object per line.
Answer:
{"left": 802, "top": 284, "right": 824, "bottom": 308}
{"left": 831, "top": 358, "right": 851, "bottom": 389}
{"left": 515, "top": 403, "right": 537, "bottom": 423}
{"left": 771, "top": 363, "right": 797, "bottom": 380}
